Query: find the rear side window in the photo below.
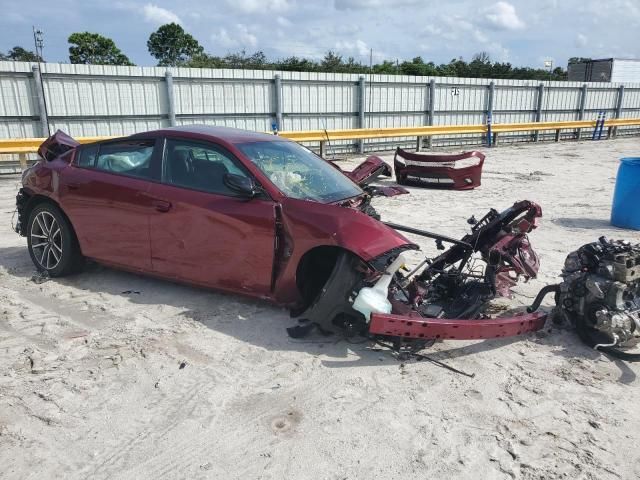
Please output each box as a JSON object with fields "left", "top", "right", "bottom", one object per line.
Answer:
{"left": 95, "top": 140, "right": 155, "bottom": 179}
{"left": 75, "top": 144, "right": 99, "bottom": 168}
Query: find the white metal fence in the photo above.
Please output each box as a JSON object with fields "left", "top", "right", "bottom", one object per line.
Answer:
{"left": 1, "top": 61, "right": 639, "bottom": 152}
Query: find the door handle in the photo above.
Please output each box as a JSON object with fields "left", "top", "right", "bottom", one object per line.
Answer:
{"left": 152, "top": 200, "right": 172, "bottom": 212}
{"left": 67, "top": 183, "right": 79, "bottom": 190}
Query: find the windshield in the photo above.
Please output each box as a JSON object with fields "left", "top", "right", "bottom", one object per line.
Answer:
{"left": 237, "top": 141, "right": 363, "bottom": 203}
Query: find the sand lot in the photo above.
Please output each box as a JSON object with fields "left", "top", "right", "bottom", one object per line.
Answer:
{"left": 1, "top": 137, "right": 640, "bottom": 480}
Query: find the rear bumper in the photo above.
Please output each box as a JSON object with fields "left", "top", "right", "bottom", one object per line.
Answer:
{"left": 369, "top": 311, "right": 547, "bottom": 340}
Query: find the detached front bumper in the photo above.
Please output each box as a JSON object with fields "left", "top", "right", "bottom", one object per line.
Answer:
{"left": 369, "top": 311, "right": 547, "bottom": 340}
{"left": 394, "top": 148, "right": 485, "bottom": 190}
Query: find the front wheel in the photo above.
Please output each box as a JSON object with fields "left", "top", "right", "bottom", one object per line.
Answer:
{"left": 27, "top": 203, "right": 83, "bottom": 277}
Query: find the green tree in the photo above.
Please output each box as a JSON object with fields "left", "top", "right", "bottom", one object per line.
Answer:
{"left": 399, "top": 57, "right": 438, "bottom": 76}
{"left": 276, "top": 56, "right": 318, "bottom": 72}
{"left": 223, "top": 50, "right": 268, "bottom": 69}
{"left": 68, "top": 32, "right": 134, "bottom": 65}
{"left": 147, "top": 23, "right": 203, "bottom": 66}
{"left": 320, "top": 51, "right": 344, "bottom": 72}
{"left": 185, "top": 53, "right": 224, "bottom": 68}
{"left": 372, "top": 60, "right": 398, "bottom": 74}
{"left": 2, "top": 46, "right": 42, "bottom": 62}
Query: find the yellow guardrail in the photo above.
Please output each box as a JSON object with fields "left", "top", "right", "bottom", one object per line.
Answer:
{"left": 0, "top": 136, "right": 112, "bottom": 154}
{"left": 280, "top": 124, "right": 488, "bottom": 142}
{"left": 0, "top": 119, "right": 638, "bottom": 158}
{"left": 280, "top": 119, "right": 640, "bottom": 142}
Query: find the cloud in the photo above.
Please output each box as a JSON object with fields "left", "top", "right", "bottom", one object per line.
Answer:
{"left": 276, "top": 16, "right": 292, "bottom": 27}
{"left": 142, "top": 4, "right": 182, "bottom": 25}
{"left": 335, "top": 0, "right": 420, "bottom": 10}
{"left": 211, "top": 24, "right": 258, "bottom": 49}
{"left": 575, "top": 33, "right": 587, "bottom": 47}
{"left": 5, "top": 12, "right": 27, "bottom": 23}
{"left": 333, "top": 39, "right": 389, "bottom": 62}
{"left": 226, "top": 0, "right": 294, "bottom": 13}
{"left": 423, "top": 16, "right": 488, "bottom": 44}
{"left": 334, "top": 39, "right": 369, "bottom": 57}
{"left": 482, "top": 1, "right": 525, "bottom": 30}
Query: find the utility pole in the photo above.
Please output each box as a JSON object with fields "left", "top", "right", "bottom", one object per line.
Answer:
{"left": 32, "top": 26, "right": 44, "bottom": 61}
{"left": 368, "top": 48, "right": 373, "bottom": 128}
{"left": 32, "top": 26, "right": 50, "bottom": 136}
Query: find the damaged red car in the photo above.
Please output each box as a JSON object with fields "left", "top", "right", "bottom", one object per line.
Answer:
{"left": 15, "top": 126, "right": 546, "bottom": 351}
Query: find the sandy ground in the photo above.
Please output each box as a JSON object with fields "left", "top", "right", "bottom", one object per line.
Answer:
{"left": 1, "top": 137, "right": 640, "bottom": 480}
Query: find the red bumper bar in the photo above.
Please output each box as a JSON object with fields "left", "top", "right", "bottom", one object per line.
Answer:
{"left": 369, "top": 311, "right": 547, "bottom": 340}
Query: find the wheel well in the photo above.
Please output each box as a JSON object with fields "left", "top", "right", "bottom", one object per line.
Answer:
{"left": 22, "top": 194, "right": 80, "bottom": 248}
{"left": 295, "top": 246, "right": 359, "bottom": 307}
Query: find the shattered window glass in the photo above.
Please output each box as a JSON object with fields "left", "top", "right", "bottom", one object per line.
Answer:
{"left": 237, "top": 141, "right": 362, "bottom": 203}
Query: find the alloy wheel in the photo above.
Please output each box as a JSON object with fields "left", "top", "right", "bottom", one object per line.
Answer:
{"left": 30, "top": 211, "right": 63, "bottom": 270}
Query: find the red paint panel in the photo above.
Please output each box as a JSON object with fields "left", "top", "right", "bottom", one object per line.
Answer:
{"left": 147, "top": 182, "right": 276, "bottom": 296}
{"left": 59, "top": 166, "right": 154, "bottom": 270}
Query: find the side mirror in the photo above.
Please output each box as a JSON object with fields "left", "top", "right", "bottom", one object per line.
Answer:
{"left": 224, "top": 173, "right": 257, "bottom": 198}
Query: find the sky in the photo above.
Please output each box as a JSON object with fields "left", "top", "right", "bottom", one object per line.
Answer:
{"left": 0, "top": 0, "right": 639, "bottom": 68}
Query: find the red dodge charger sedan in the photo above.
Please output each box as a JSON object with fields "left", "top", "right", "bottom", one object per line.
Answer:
{"left": 17, "top": 126, "right": 409, "bottom": 302}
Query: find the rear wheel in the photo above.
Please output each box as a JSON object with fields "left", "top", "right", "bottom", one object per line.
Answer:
{"left": 27, "top": 203, "right": 83, "bottom": 277}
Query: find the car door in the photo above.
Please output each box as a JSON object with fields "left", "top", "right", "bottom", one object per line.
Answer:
{"left": 146, "top": 137, "right": 276, "bottom": 295}
{"left": 59, "top": 138, "right": 161, "bottom": 271}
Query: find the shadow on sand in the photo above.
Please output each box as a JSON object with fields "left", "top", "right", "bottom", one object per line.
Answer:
{"left": 0, "top": 244, "right": 635, "bottom": 383}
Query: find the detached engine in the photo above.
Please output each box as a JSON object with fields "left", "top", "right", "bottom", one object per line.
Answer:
{"left": 555, "top": 238, "right": 640, "bottom": 359}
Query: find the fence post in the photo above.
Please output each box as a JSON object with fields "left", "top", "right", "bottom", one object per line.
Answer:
{"left": 165, "top": 70, "right": 176, "bottom": 127}
{"left": 487, "top": 81, "right": 495, "bottom": 146}
{"left": 358, "top": 76, "right": 366, "bottom": 154}
{"left": 534, "top": 83, "right": 544, "bottom": 142}
{"left": 426, "top": 79, "right": 436, "bottom": 149}
{"left": 274, "top": 74, "right": 283, "bottom": 131}
{"left": 577, "top": 83, "right": 587, "bottom": 140}
{"left": 19, "top": 153, "right": 28, "bottom": 170}
{"left": 32, "top": 65, "right": 49, "bottom": 137}
{"left": 611, "top": 85, "right": 625, "bottom": 138}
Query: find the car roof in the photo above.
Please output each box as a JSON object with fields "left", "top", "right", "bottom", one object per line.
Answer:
{"left": 141, "top": 124, "right": 288, "bottom": 144}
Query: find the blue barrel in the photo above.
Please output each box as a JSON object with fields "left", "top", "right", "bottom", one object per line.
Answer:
{"left": 611, "top": 157, "right": 640, "bottom": 230}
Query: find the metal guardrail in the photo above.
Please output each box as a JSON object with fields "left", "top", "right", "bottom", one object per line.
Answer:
{"left": 1, "top": 119, "right": 639, "bottom": 162}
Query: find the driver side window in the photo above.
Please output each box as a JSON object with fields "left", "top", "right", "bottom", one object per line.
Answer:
{"left": 163, "top": 138, "right": 249, "bottom": 196}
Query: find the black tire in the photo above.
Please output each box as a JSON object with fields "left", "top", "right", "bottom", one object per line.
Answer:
{"left": 27, "top": 202, "right": 83, "bottom": 277}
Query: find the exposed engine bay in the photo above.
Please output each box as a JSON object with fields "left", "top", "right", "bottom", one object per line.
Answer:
{"left": 530, "top": 238, "right": 640, "bottom": 361}
{"left": 290, "top": 200, "right": 547, "bottom": 354}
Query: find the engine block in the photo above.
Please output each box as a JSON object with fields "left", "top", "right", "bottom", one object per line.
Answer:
{"left": 557, "top": 237, "right": 640, "bottom": 349}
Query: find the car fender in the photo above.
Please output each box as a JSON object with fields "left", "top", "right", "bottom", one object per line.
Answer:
{"left": 272, "top": 197, "right": 417, "bottom": 305}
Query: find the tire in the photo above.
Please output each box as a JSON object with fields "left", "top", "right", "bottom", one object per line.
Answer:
{"left": 27, "top": 202, "right": 83, "bottom": 277}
